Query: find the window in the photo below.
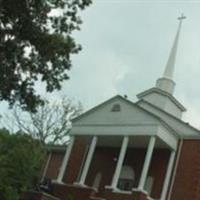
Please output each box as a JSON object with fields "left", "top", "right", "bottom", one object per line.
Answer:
{"left": 117, "top": 165, "right": 135, "bottom": 191}
{"left": 111, "top": 104, "right": 121, "bottom": 112}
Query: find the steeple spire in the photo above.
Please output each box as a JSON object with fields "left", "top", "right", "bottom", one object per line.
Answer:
{"left": 156, "top": 14, "right": 186, "bottom": 94}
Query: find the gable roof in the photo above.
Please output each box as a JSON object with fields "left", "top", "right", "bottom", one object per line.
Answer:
{"left": 137, "top": 87, "right": 186, "bottom": 112}
{"left": 137, "top": 99, "right": 200, "bottom": 136}
{"left": 72, "top": 95, "right": 177, "bottom": 136}
{"left": 72, "top": 95, "right": 122, "bottom": 123}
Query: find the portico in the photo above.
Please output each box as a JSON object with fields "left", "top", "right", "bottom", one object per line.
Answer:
{"left": 58, "top": 116, "right": 178, "bottom": 200}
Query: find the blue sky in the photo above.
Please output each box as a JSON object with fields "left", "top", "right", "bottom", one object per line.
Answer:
{"left": 1, "top": 0, "right": 200, "bottom": 128}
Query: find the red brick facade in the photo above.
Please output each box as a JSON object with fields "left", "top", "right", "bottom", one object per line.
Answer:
{"left": 22, "top": 139, "right": 200, "bottom": 200}
{"left": 85, "top": 146, "right": 170, "bottom": 199}
{"left": 169, "top": 140, "right": 200, "bottom": 200}
{"left": 45, "top": 151, "right": 65, "bottom": 179}
{"left": 63, "top": 138, "right": 88, "bottom": 183}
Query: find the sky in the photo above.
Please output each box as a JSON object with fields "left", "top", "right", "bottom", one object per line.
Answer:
{"left": 1, "top": 0, "right": 200, "bottom": 128}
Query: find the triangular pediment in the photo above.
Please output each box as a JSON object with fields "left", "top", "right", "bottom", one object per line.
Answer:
{"left": 73, "top": 95, "right": 160, "bottom": 126}
{"left": 71, "top": 95, "right": 178, "bottom": 149}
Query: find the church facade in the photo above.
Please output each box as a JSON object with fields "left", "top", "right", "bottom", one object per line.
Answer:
{"left": 22, "top": 16, "right": 200, "bottom": 200}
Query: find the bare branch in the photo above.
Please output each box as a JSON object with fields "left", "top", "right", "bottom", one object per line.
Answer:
{"left": 2, "top": 97, "right": 82, "bottom": 144}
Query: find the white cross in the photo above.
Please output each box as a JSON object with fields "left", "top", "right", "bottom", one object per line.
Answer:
{"left": 178, "top": 13, "right": 186, "bottom": 21}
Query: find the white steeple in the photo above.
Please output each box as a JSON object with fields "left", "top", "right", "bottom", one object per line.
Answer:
{"left": 137, "top": 15, "right": 187, "bottom": 118}
{"left": 156, "top": 14, "right": 186, "bottom": 94}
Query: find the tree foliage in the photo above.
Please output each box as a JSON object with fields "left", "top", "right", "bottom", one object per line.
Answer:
{"left": 0, "top": 0, "right": 91, "bottom": 112}
{"left": 0, "top": 129, "right": 45, "bottom": 200}
{"left": 3, "top": 97, "right": 82, "bottom": 144}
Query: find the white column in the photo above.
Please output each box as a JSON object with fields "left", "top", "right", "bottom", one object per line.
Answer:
{"left": 79, "top": 136, "right": 98, "bottom": 185}
{"left": 111, "top": 136, "right": 129, "bottom": 189}
{"left": 57, "top": 136, "right": 75, "bottom": 182}
{"left": 138, "top": 136, "right": 156, "bottom": 191}
{"left": 160, "top": 150, "right": 176, "bottom": 200}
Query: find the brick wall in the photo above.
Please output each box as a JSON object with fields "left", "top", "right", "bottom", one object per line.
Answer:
{"left": 103, "top": 189, "right": 148, "bottom": 200}
{"left": 169, "top": 140, "right": 200, "bottom": 200}
{"left": 45, "top": 151, "right": 65, "bottom": 179}
{"left": 52, "top": 183, "right": 96, "bottom": 200}
{"left": 82, "top": 146, "right": 169, "bottom": 199}
{"left": 149, "top": 149, "right": 170, "bottom": 198}
{"left": 85, "top": 147, "right": 118, "bottom": 195}
{"left": 62, "top": 137, "right": 89, "bottom": 183}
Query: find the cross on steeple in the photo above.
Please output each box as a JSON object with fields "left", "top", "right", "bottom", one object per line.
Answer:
{"left": 178, "top": 13, "right": 186, "bottom": 21}
{"left": 178, "top": 14, "right": 186, "bottom": 28}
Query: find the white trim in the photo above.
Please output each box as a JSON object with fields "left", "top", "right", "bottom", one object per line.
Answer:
{"left": 52, "top": 179, "right": 66, "bottom": 184}
{"left": 105, "top": 186, "right": 150, "bottom": 197}
{"left": 93, "top": 172, "right": 102, "bottom": 190}
{"left": 104, "top": 185, "right": 114, "bottom": 190}
{"left": 157, "top": 126, "right": 178, "bottom": 150}
{"left": 132, "top": 188, "right": 148, "bottom": 195}
{"left": 110, "top": 136, "right": 129, "bottom": 189}
{"left": 113, "top": 189, "right": 132, "bottom": 195}
{"left": 73, "top": 182, "right": 98, "bottom": 192}
{"left": 70, "top": 124, "right": 178, "bottom": 151}
{"left": 147, "top": 197, "right": 155, "bottom": 200}
{"left": 73, "top": 182, "right": 87, "bottom": 187}
{"left": 144, "top": 176, "right": 154, "bottom": 196}
{"left": 138, "top": 136, "right": 156, "bottom": 190}
{"left": 79, "top": 136, "right": 98, "bottom": 185}
{"left": 70, "top": 125, "right": 159, "bottom": 136}
{"left": 57, "top": 136, "right": 75, "bottom": 182}
{"left": 76, "top": 144, "right": 89, "bottom": 182}
{"left": 160, "top": 150, "right": 176, "bottom": 200}
{"left": 167, "top": 140, "right": 183, "bottom": 200}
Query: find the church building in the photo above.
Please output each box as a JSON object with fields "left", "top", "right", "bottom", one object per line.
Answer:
{"left": 22, "top": 15, "right": 200, "bottom": 200}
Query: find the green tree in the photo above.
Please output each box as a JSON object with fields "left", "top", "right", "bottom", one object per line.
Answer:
{"left": 0, "top": 0, "right": 91, "bottom": 112}
{"left": 0, "top": 129, "right": 45, "bottom": 200}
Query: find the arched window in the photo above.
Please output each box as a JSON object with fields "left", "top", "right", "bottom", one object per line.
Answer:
{"left": 111, "top": 104, "right": 121, "bottom": 112}
{"left": 93, "top": 172, "right": 102, "bottom": 190}
{"left": 117, "top": 165, "right": 135, "bottom": 191}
